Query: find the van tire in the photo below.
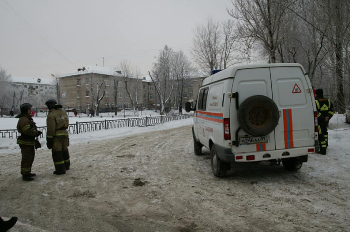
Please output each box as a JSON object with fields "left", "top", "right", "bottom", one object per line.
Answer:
{"left": 282, "top": 157, "right": 302, "bottom": 171}
{"left": 192, "top": 128, "right": 202, "bottom": 156}
{"left": 211, "top": 145, "right": 229, "bottom": 177}
{"left": 238, "top": 95, "right": 279, "bottom": 136}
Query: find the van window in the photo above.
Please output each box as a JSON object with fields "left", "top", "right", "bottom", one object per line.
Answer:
{"left": 197, "top": 88, "right": 209, "bottom": 111}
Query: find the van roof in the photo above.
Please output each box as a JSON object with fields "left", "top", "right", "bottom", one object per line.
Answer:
{"left": 202, "top": 63, "right": 306, "bottom": 86}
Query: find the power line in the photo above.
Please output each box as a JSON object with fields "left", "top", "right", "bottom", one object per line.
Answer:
{"left": 2, "top": 0, "right": 75, "bottom": 67}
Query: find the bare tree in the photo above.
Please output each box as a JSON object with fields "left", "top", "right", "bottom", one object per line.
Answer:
{"left": 172, "top": 50, "right": 193, "bottom": 109}
{"left": 119, "top": 60, "right": 141, "bottom": 112}
{"left": 192, "top": 18, "right": 240, "bottom": 74}
{"left": 0, "top": 67, "right": 12, "bottom": 116}
{"left": 149, "top": 45, "right": 176, "bottom": 115}
{"left": 86, "top": 75, "right": 106, "bottom": 116}
{"left": 228, "top": 0, "right": 296, "bottom": 63}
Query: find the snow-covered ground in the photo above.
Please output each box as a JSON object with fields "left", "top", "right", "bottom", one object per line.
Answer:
{"left": 0, "top": 114, "right": 349, "bottom": 231}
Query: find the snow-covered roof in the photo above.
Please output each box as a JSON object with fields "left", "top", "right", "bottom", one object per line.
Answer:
{"left": 11, "top": 76, "right": 54, "bottom": 85}
{"left": 60, "top": 65, "right": 123, "bottom": 78}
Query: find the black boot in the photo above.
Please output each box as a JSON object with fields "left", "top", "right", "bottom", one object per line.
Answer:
{"left": 30, "top": 173, "right": 36, "bottom": 177}
{"left": 22, "top": 175, "right": 34, "bottom": 181}
{"left": 63, "top": 150, "right": 70, "bottom": 171}
{"left": 0, "top": 217, "right": 18, "bottom": 231}
{"left": 319, "top": 148, "right": 327, "bottom": 155}
{"left": 53, "top": 164, "right": 66, "bottom": 175}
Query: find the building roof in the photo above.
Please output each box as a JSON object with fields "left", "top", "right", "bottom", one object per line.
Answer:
{"left": 60, "top": 65, "right": 123, "bottom": 78}
{"left": 11, "top": 76, "right": 54, "bottom": 85}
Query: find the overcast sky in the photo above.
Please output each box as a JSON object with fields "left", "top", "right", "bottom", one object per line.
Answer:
{"left": 0, "top": 0, "right": 232, "bottom": 79}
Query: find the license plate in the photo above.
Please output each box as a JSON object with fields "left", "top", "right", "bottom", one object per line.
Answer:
{"left": 239, "top": 136, "right": 268, "bottom": 145}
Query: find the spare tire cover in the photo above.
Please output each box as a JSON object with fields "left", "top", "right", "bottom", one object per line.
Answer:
{"left": 237, "top": 95, "right": 279, "bottom": 136}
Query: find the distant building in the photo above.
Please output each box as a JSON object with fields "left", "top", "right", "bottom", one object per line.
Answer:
{"left": 59, "top": 66, "right": 152, "bottom": 113}
{"left": 10, "top": 77, "right": 56, "bottom": 111}
{"left": 59, "top": 65, "right": 205, "bottom": 114}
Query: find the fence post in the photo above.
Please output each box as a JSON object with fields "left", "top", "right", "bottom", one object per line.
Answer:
{"left": 128, "top": 118, "right": 130, "bottom": 127}
{"left": 146, "top": 116, "right": 148, "bottom": 127}
{"left": 105, "top": 119, "right": 107, "bottom": 129}
{"left": 76, "top": 121, "right": 79, "bottom": 134}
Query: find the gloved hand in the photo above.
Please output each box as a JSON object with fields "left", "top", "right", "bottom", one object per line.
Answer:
{"left": 37, "top": 131, "right": 43, "bottom": 136}
{"left": 35, "top": 139, "right": 41, "bottom": 149}
{"left": 47, "top": 138, "right": 53, "bottom": 149}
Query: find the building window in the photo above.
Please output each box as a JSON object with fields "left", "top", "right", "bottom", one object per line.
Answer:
{"left": 24, "top": 85, "right": 27, "bottom": 88}
{"left": 118, "top": 93, "right": 122, "bottom": 98}
{"left": 45, "top": 86, "right": 47, "bottom": 89}
{"left": 77, "top": 79, "right": 81, "bottom": 85}
{"left": 118, "top": 82, "right": 122, "bottom": 87}
{"left": 86, "top": 90, "right": 90, "bottom": 97}
{"left": 86, "top": 103, "right": 90, "bottom": 109}
{"left": 143, "top": 94, "right": 146, "bottom": 99}
{"left": 149, "top": 85, "right": 154, "bottom": 91}
{"left": 150, "top": 94, "right": 153, "bottom": 100}
{"left": 143, "top": 84, "right": 146, "bottom": 90}
{"left": 35, "top": 86, "right": 38, "bottom": 89}
{"left": 104, "top": 79, "right": 109, "bottom": 86}
{"left": 85, "top": 77, "right": 89, "bottom": 85}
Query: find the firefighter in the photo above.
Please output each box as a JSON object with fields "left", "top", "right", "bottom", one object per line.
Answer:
{"left": 45, "top": 99, "right": 70, "bottom": 175}
{"left": 315, "top": 89, "right": 335, "bottom": 155}
{"left": 16, "top": 103, "right": 42, "bottom": 181}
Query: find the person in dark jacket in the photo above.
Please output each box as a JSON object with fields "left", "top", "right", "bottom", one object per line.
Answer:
{"left": 0, "top": 217, "right": 17, "bottom": 231}
{"left": 315, "top": 89, "right": 335, "bottom": 155}
{"left": 16, "top": 103, "right": 42, "bottom": 181}
{"left": 45, "top": 99, "right": 70, "bottom": 175}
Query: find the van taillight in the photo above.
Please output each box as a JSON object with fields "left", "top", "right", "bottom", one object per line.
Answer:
{"left": 314, "top": 111, "right": 318, "bottom": 132}
{"left": 224, "top": 118, "right": 231, "bottom": 140}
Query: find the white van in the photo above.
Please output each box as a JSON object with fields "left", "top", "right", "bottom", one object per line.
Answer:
{"left": 185, "top": 64, "right": 319, "bottom": 177}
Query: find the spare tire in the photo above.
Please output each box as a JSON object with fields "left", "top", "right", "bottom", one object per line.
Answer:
{"left": 237, "top": 95, "right": 279, "bottom": 136}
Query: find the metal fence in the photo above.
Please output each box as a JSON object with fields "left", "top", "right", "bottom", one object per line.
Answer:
{"left": 0, "top": 114, "right": 192, "bottom": 139}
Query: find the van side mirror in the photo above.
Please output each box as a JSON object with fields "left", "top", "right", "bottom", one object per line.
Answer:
{"left": 185, "top": 102, "right": 194, "bottom": 112}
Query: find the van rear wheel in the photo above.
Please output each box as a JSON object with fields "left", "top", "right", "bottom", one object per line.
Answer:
{"left": 238, "top": 95, "right": 279, "bottom": 136}
{"left": 211, "top": 145, "right": 229, "bottom": 177}
{"left": 282, "top": 157, "right": 302, "bottom": 171}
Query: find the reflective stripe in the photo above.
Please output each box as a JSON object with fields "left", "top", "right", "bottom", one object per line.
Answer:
{"left": 17, "top": 140, "right": 35, "bottom": 145}
{"left": 64, "top": 159, "right": 70, "bottom": 163}
{"left": 318, "top": 126, "right": 322, "bottom": 134}
{"left": 22, "top": 125, "right": 30, "bottom": 131}
{"left": 315, "top": 100, "right": 320, "bottom": 110}
{"left": 54, "top": 161, "right": 64, "bottom": 165}
{"left": 321, "top": 141, "right": 326, "bottom": 144}
{"left": 329, "top": 111, "right": 335, "bottom": 115}
{"left": 55, "top": 133, "right": 68, "bottom": 136}
{"left": 322, "top": 145, "right": 327, "bottom": 148}
{"left": 317, "top": 112, "right": 322, "bottom": 117}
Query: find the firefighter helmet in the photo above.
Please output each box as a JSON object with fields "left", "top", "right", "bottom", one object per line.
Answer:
{"left": 20, "top": 103, "right": 32, "bottom": 114}
{"left": 45, "top": 99, "right": 57, "bottom": 109}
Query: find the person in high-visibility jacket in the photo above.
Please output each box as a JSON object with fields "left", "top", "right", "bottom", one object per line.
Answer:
{"left": 315, "top": 89, "right": 335, "bottom": 155}
{"left": 16, "top": 103, "right": 42, "bottom": 181}
{"left": 45, "top": 99, "right": 70, "bottom": 175}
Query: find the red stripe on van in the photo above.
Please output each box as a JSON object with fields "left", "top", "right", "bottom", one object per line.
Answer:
{"left": 196, "top": 115, "right": 223, "bottom": 123}
{"left": 256, "top": 143, "right": 266, "bottom": 151}
{"left": 288, "top": 109, "right": 294, "bottom": 148}
{"left": 283, "top": 109, "right": 289, "bottom": 148}
{"left": 196, "top": 111, "right": 223, "bottom": 117}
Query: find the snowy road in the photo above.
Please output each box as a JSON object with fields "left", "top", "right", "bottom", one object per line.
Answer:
{"left": 1, "top": 124, "right": 350, "bottom": 231}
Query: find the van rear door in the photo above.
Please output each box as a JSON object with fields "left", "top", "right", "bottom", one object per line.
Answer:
{"left": 230, "top": 68, "right": 276, "bottom": 153}
{"left": 270, "top": 66, "right": 314, "bottom": 149}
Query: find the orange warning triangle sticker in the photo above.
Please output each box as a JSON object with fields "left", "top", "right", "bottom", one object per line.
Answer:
{"left": 292, "top": 84, "right": 302, "bottom": 93}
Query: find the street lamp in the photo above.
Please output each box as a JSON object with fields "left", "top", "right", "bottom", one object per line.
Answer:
{"left": 51, "top": 74, "right": 60, "bottom": 104}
